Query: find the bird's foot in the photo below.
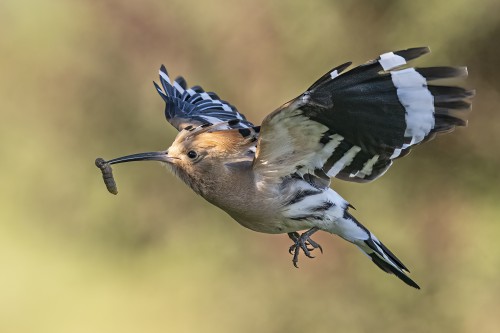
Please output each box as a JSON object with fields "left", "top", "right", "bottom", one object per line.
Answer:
{"left": 288, "top": 227, "right": 323, "bottom": 268}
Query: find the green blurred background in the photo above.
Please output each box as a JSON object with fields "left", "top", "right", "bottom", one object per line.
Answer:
{"left": 1, "top": 0, "right": 499, "bottom": 332}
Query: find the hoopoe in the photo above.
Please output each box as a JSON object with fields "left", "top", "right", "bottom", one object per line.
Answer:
{"left": 96, "top": 47, "right": 473, "bottom": 289}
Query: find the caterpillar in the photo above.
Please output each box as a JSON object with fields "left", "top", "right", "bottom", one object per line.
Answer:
{"left": 95, "top": 157, "right": 118, "bottom": 195}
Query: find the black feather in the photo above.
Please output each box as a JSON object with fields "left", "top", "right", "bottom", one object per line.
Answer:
{"left": 238, "top": 128, "right": 251, "bottom": 137}
{"left": 287, "top": 189, "right": 322, "bottom": 205}
{"left": 416, "top": 66, "right": 468, "bottom": 81}
{"left": 429, "top": 86, "right": 475, "bottom": 102}
{"left": 368, "top": 253, "right": 420, "bottom": 289}
{"left": 365, "top": 238, "right": 409, "bottom": 272}
{"left": 227, "top": 119, "right": 240, "bottom": 126}
{"left": 308, "top": 61, "right": 352, "bottom": 91}
{"left": 393, "top": 46, "right": 430, "bottom": 62}
{"left": 435, "top": 100, "right": 471, "bottom": 110}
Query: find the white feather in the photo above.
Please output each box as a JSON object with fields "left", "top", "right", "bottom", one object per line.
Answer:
{"left": 173, "top": 81, "right": 185, "bottom": 94}
{"left": 327, "top": 146, "right": 362, "bottom": 177}
{"left": 351, "top": 154, "right": 379, "bottom": 178}
{"left": 309, "top": 134, "right": 344, "bottom": 171}
{"left": 200, "top": 92, "right": 211, "bottom": 100}
{"left": 159, "top": 70, "right": 171, "bottom": 84}
{"left": 379, "top": 52, "right": 407, "bottom": 71}
{"left": 200, "top": 115, "right": 224, "bottom": 124}
{"left": 391, "top": 68, "right": 435, "bottom": 144}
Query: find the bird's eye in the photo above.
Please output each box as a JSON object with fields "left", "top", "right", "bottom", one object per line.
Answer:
{"left": 187, "top": 150, "right": 198, "bottom": 159}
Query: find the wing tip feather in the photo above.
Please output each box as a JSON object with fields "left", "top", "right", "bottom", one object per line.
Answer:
{"left": 394, "top": 46, "right": 431, "bottom": 61}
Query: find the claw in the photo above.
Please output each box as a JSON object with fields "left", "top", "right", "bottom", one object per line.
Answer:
{"left": 287, "top": 227, "right": 323, "bottom": 267}
{"left": 306, "top": 237, "right": 323, "bottom": 254}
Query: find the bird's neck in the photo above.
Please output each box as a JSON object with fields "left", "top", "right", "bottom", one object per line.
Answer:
{"left": 195, "top": 158, "right": 260, "bottom": 211}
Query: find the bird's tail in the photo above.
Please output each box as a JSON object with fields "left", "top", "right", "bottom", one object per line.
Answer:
{"left": 331, "top": 210, "right": 420, "bottom": 289}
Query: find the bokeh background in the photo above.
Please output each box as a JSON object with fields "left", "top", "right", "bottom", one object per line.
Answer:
{"left": 1, "top": 0, "right": 499, "bottom": 332}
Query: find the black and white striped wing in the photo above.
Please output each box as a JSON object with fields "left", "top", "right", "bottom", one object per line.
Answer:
{"left": 154, "top": 66, "right": 254, "bottom": 131}
{"left": 254, "top": 47, "right": 473, "bottom": 183}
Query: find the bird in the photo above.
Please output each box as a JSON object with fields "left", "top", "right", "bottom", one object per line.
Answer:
{"left": 96, "top": 47, "right": 473, "bottom": 289}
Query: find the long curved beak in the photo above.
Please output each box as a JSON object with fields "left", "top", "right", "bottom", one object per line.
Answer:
{"left": 105, "top": 150, "right": 174, "bottom": 165}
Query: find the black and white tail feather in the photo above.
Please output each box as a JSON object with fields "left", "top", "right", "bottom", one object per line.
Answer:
{"left": 341, "top": 211, "right": 420, "bottom": 289}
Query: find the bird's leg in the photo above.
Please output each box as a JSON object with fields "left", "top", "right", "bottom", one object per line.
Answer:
{"left": 287, "top": 227, "right": 323, "bottom": 268}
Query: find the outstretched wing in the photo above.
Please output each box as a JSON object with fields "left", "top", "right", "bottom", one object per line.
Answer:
{"left": 253, "top": 47, "right": 473, "bottom": 184}
{"left": 154, "top": 66, "right": 254, "bottom": 131}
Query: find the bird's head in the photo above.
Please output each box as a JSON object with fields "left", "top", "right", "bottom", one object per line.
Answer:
{"left": 103, "top": 123, "right": 258, "bottom": 194}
